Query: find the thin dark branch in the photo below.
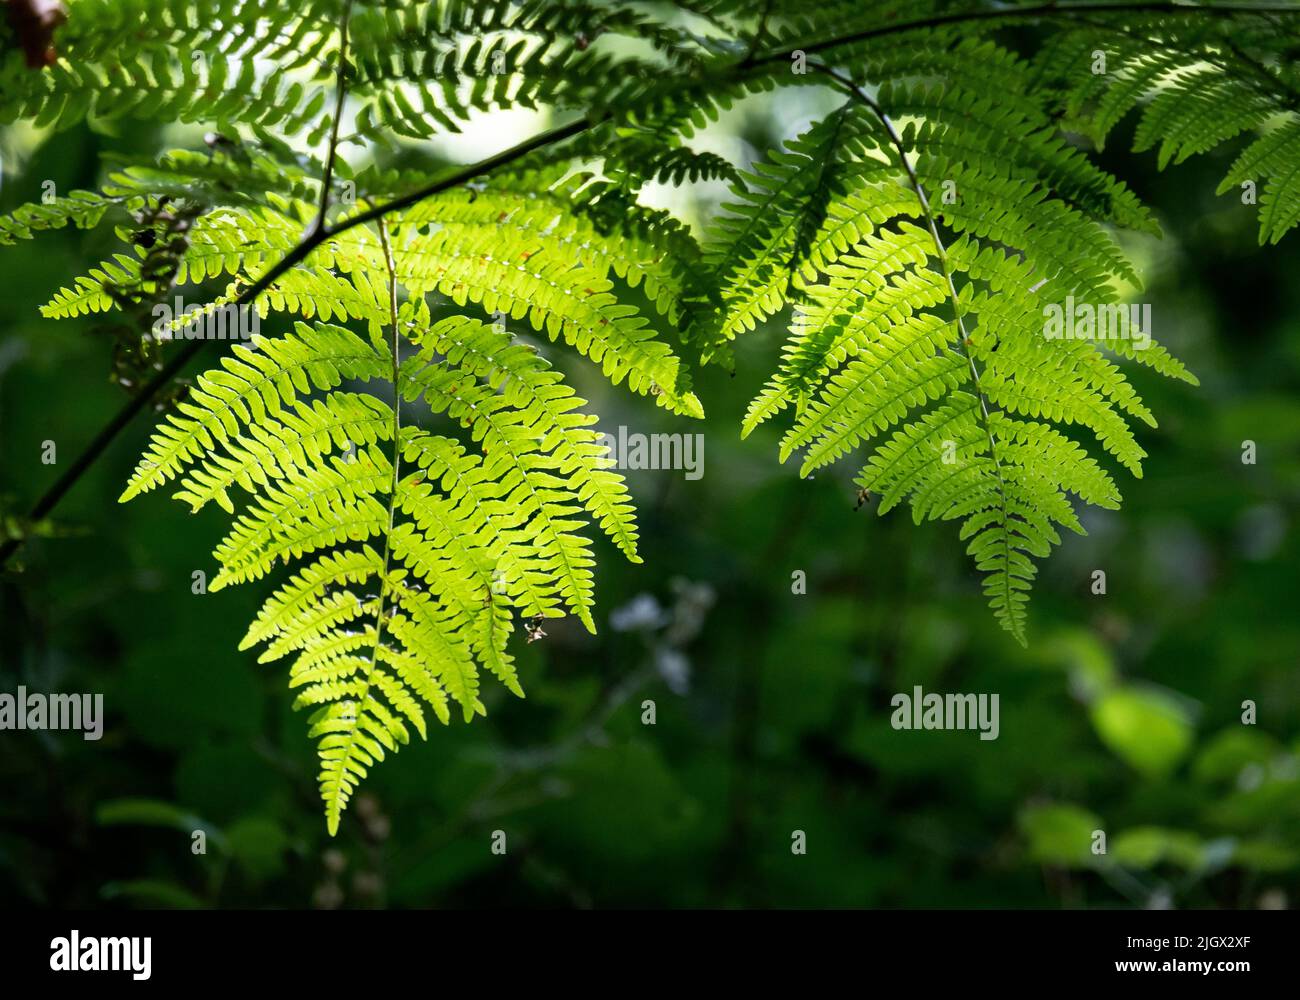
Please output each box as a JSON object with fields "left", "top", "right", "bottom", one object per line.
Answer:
{"left": 6, "top": 0, "right": 1299, "bottom": 568}
{"left": 0, "top": 113, "right": 597, "bottom": 569}
{"left": 739, "top": 0, "right": 774, "bottom": 67}
{"left": 326, "top": 115, "right": 594, "bottom": 237}
{"left": 749, "top": 1, "right": 1300, "bottom": 66}
{"left": 308, "top": 0, "right": 355, "bottom": 240}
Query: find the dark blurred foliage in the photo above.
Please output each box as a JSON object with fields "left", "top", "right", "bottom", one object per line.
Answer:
{"left": 1, "top": 97, "right": 1298, "bottom": 910}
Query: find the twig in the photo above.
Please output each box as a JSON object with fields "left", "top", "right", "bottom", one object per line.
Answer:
{"left": 307, "top": 0, "right": 355, "bottom": 240}
{"left": 754, "top": 1, "right": 1300, "bottom": 66}
{"left": 0, "top": 116, "right": 592, "bottom": 568}
{"left": 5, "top": 0, "right": 1298, "bottom": 568}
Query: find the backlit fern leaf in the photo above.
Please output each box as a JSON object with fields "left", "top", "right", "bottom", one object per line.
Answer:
{"left": 7, "top": 0, "right": 1300, "bottom": 828}
{"left": 391, "top": 194, "right": 704, "bottom": 417}
{"left": 718, "top": 40, "right": 1198, "bottom": 642}
{"left": 114, "top": 234, "right": 675, "bottom": 828}
{"left": 119, "top": 322, "right": 391, "bottom": 506}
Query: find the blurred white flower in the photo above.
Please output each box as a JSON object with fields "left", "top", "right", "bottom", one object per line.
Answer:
{"left": 610, "top": 593, "right": 668, "bottom": 632}
{"left": 655, "top": 647, "right": 691, "bottom": 695}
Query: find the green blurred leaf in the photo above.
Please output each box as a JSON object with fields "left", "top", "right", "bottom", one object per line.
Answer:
{"left": 1110, "top": 827, "right": 1205, "bottom": 868}
{"left": 96, "top": 797, "right": 228, "bottom": 858}
{"left": 1090, "top": 687, "right": 1193, "bottom": 778}
{"left": 1193, "top": 729, "right": 1281, "bottom": 784}
{"left": 1020, "top": 803, "right": 1101, "bottom": 867}
{"left": 225, "top": 817, "right": 290, "bottom": 881}
{"left": 1232, "top": 839, "right": 1300, "bottom": 872}
{"left": 1037, "top": 628, "right": 1116, "bottom": 701}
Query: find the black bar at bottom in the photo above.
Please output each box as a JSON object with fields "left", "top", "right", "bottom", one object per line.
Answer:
{"left": 3, "top": 909, "right": 1293, "bottom": 986}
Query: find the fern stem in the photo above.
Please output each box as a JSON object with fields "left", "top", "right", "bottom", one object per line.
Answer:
{"left": 323, "top": 217, "right": 402, "bottom": 835}
{"left": 814, "top": 63, "right": 1019, "bottom": 629}
{"left": 0, "top": 117, "right": 591, "bottom": 570}
{"left": 813, "top": 68, "right": 1001, "bottom": 457}
{"left": 309, "top": 0, "right": 355, "bottom": 240}
{"left": 376, "top": 217, "right": 403, "bottom": 593}
{"left": 10, "top": 2, "right": 1287, "bottom": 570}
{"left": 739, "top": 0, "right": 775, "bottom": 67}
{"left": 753, "top": 1, "right": 1300, "bottom": 67}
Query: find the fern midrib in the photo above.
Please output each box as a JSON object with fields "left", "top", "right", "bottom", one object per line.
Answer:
{"left": 806, "top": 71, "right": 999, "bottom": 443}
{"left": 818, "top": 64, "right": 1020, "bottom": 633}
{"left": 325, "top": 218, "right": 403, "bottom": 833}
{"left": 895, "top": 146, "right": 1019, "bottom": 634}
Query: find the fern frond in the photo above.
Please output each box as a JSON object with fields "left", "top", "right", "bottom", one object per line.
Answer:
{"left": 12, "top": 0, "right": 1299, "bottom": 830}
{"left": 0, "top": 191, "right": 110, "bottom": 245}
{"left": 119, "top": 232, "right": 660, "bottom": 828}
{"left": 1219, "top": 119, "right": 1300, "bottom": 244}
{"left": 401, "top": 344, "right": 601, "bottom": 631}
{"left": 409, "top": 314, "right": 641, "bottom": 563}
{"left": 1, "top": 0, "right": 334, "bottom": 135}
{"left": 718, "top": 39, "right": 1196, "bottom": 642}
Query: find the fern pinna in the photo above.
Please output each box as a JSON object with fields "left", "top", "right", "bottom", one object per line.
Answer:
{"left": 4, "top": 0, "right": 1300, "bottom": 828}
